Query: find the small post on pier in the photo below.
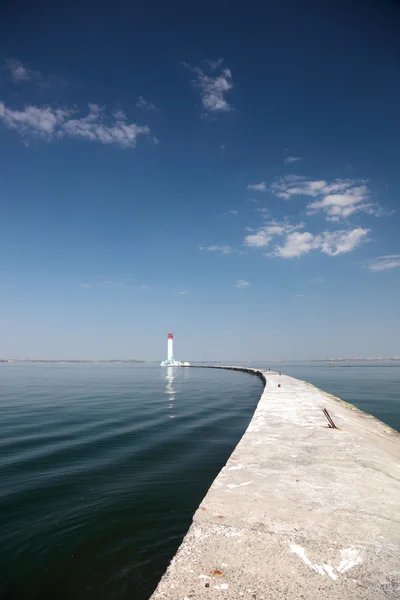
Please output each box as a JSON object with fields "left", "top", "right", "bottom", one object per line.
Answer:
{"left": 323, "top": 408, "right": 338, "bottom": 429}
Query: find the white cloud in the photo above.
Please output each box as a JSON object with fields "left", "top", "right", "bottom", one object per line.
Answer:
{"left": 136, "top": 96, "right": 157, "bottom": 110}
{"left": 271, "top": 175, "right": 381, "bottom": 221}
{"left": 244, "top": 219, "right": 304, "bottom": 248}
{"left": 236, "top": 280, "right": 251, "bottom": 288}
{"left": 5, "top": 58, "right": 33, "bottom": 82}
{"left": 255, "top": 207, "right": 270, "bottom": 216}
{"left": 274, "top": 231, "right": 318, "bottom": 258}
{"left": 284, "top": 156, "right": 301, "bottom": 164}
{"left": 272, "top": 227, "right": 369, "bottom": 258}
{"left": 245, "top": 211, "right": 369, "bottom": 258}
{"left": 79, "top": 283, "right": 92, "bottom": 290}
{"left": 271, "top": 175, "right": 350, "bottom": 199}
{"left": 60, "top": 104, "right": 150, "bottom": 148}
{"left": 319, "top": 228, "right": 370, "bottom": 256}
{"left": 368, "top": 255, "right": 400, "bottom": 272}
{"left": 185, "top": 60, "right": 233, "bottom": 113}
{"left": 307, "top": 185, "right": 373, "bottom": 221}
{"left": 247, "top": 182, "right": 267, "bottom": 192}
{"left": 0, "top": 101, "right": 151, "bottom": 148}
{"left": 0, "top": 101, "right": 73, "bottom": 137}
{"left": 226, "top": 210, "right": 238, "bottom": 215}
{"left": 177, "top": 291, "right": 187, "bottom": 294}
{"left": 199, "top": 245, "right": 233, "bottom": 254}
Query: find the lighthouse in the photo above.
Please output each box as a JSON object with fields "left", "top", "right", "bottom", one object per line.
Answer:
{"left": 167, "top": 332, "right": 174, "bottom": 362}
{"left": 161, "top": 332, "right": 190, "bottom": 367}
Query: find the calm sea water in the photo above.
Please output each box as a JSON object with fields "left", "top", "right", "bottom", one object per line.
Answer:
{"left": 1, "top": 362, "right": 399, "bottom": 600}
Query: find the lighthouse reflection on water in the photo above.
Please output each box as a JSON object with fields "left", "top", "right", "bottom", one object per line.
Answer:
{"left": 165, "top": 364, "right": 190, "bottom": 418}
{"left": 161, "top": 332, "right": 190, "bottom": 418}
{"left": 165, "top": 367, "right": 176, "bottom": 418}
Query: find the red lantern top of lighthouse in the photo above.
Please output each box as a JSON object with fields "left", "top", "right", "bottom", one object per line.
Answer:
{"left": 168, "top": 332, "right": 174, "bottom": 339}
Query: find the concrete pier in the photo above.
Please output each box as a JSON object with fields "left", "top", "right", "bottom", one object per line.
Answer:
{"left": 151, "top": 368, "right": 400, "bottom": 600}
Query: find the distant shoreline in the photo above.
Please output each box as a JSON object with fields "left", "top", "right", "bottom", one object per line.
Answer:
{"left": 1, "top": 358, "right": 400, "bottom": 364}
{"left": 0, "top": 359, "right": 148, "bottom": 364}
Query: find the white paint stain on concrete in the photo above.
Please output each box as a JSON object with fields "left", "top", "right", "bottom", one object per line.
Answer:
{"left": 290, "top": 544, "right": 326, "bottom": 576}
{"left": 323, "top": 564, "right": 338, "bottom": 580}
{"left": 337, "top": 548, "right": 362, "bottom": 573}
{"left": 198, "top": 574, "right": 211, "bottom": 579}
{"left": 214, "top": 583, "right": 229, "bottom": 590}
{"left": 290, "top": 544, "right": 362, "bottom": 580}
{"left": 227, "top": 481, "right": 252, "bottom": 489}
{"left": 223, "top": 529, "right": 243, "bottom": 537}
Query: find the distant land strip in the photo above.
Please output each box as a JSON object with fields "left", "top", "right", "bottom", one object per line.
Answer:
{"left": 1, "top": 357, "right": 400, "bottom": 364}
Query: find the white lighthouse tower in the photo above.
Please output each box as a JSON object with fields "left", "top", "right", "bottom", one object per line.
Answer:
{"left": 167, "top": 332, "right": 174, "bottom": 363}
{"left": 161, "top": 332, "right": 190, "bottom": 367}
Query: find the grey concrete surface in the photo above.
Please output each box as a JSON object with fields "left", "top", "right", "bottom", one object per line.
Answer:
{"left": 150, "top": 368, "right": 400, "bottom": 599}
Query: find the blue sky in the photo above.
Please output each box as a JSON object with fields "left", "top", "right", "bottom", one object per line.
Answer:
{"left": 0, "top": 0, "right": 399, "bottom": 360}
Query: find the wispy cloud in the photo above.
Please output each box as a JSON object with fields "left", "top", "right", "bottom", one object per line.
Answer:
{"left": 177, "top": 291, "right": 187, "bottom": 294}
{"left": 271, "top": 175, "right": 382, "bottom": 221}
{"left": 271, "top": 175, "right": 349, "bottom": 199}
{"left": 0, "top": 102, "right": 151, "bottom": 148}
{"left": 185, "top": 60, "right": 233, "bottom": 113}
{"left": 207, "top": 58, "right": 225, "bottom": 70}
{"left": 368, "top": 255, "right": 400, "bottom": 271}
{"left": 255, "top": 207, "right": 270, "bottom": 216}
{"left": 244, "top": 219, "right": 304, "bottom": 248}
{"left": 236, "top": 279, "right": 251, "bottom": 288}
{"left": 307, "top": 185, "right": 374, "bottom": 221}
{"left": 247, "top": 182, "right": 267, "bottom": 192}
{"left": 199, "top": 245, "right": 233, "bottom": 254}
{"left": 284, "top": 156, "right": 301, "bottom": 164}
{"left": 79, "top": 283, "right": 92, "bottom": 290}
{"left": 225, "top": 210, "right": 238, "bottom": 215}
{"left": 244, "top": 213, "right": 369, "bottom": 258}
{"left": 136, "top": 96, "right": 157, "bottom": 110}
{"left": 4, "top": 58, "right": 68, "bottom": 89}
{"left": 5, "top": 58, "right": 33, "bottom": 82}
{"left": 0, "top": 102, "right": 73, "bottom": 138}
{"left": 61, "top": 104, "right": 150, "bottom": 148}
{"left": 272, "top": 227, "right": 370, "bottom": 258}
{"left": 319, "top": 228, "right": 370, "bottom": 256}
{"left": 295, "top": 294, "right": 315, "bottom": 299}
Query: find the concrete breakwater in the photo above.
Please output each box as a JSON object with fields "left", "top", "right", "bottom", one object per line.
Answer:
{"left": 150, "top": 367, "right": 400, "bottom": 600}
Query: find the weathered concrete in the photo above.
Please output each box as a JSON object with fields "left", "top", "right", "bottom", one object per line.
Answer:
{"left": 150, "top": 368, "right": 400, "bottom": 600}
